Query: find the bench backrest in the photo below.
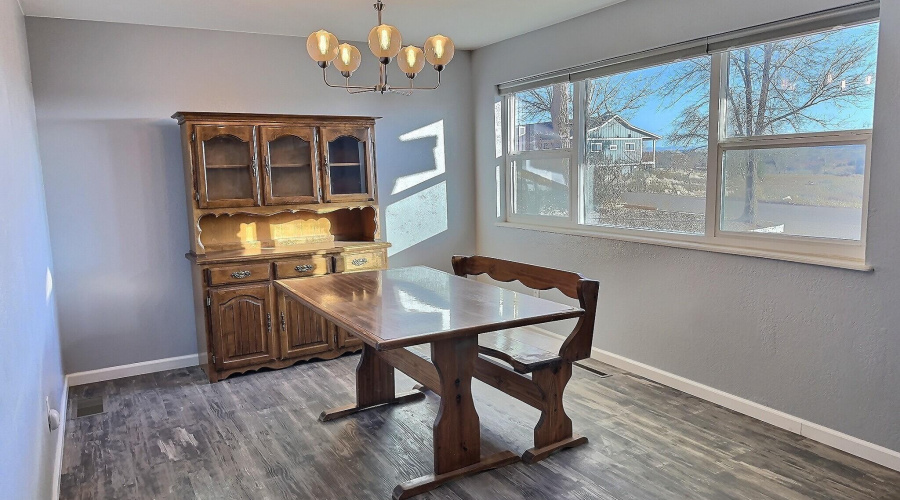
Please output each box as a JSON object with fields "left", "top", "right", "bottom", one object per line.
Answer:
{"left": 451, "top": 255, "right": 600, "bottom": 362}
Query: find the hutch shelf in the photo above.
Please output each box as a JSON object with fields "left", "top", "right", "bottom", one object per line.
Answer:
{"left": 173, "top": 112, "right": 389, "bottom": 382}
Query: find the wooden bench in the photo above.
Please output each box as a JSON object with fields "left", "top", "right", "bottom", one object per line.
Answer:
{"left": 451, "top": 255, "right": 600, "bottom": 463}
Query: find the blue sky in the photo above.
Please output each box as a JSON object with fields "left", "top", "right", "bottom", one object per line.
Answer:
{"left": 623, "top": 22, "right": 879, "bottom": 148}
{"left": 517, "top": 22, "right": 879, "bottom": 151}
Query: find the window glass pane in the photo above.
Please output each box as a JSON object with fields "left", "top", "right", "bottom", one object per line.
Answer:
{"left": 513, "top": 158, "right": 570, "bottom": 217}
{"left": 582, "top": 56, "right": 710, "bottom": 234}
{"left": 725, "top": 22, "right": 878, "bottom": 138}
{"left": 511, "top": 83, "right": 573, "bottom": 152}
{"left": 721, "top": 144, "right": 866, "bottom": 240}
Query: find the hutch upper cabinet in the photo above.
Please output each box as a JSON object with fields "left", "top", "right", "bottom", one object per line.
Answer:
{"left": 322, "top": 125, "right": 376, "bottom": 202}
{"left": 191, "top": 118, "right": 376, "bottom": 208}
{"left": 173, "top": 112, "right": 389, "bottom": 383}
{"left": 195, "top": 125, "right": 259, "bottom": 208}
{"left": 260, "top": 126, "right": 321, "bottom": 205}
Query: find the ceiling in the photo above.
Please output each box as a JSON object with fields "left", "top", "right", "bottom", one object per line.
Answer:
{"left": 20, "top": 0, "right": 626, "bottom": 50}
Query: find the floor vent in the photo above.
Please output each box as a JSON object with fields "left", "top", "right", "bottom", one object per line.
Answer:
{"left": 75, "top": 397, "right": 105, "bottom": 418}
{"left": 574, "top": 361, "right": 612, "bottom": 378}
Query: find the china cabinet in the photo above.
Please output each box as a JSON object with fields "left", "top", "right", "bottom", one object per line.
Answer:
{"left": 173, "top": 112, "right": 388, "bottom": 382}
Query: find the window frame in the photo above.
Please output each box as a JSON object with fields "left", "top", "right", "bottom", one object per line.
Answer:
{"left": 500, "top": 37, "right": 874, "bottom": 271}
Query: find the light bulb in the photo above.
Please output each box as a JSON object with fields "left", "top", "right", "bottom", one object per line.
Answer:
{"left": 424, "top": 35, "right": 455, "bottom": 70}
{"left": 306, "top": 30, "right": 339, "bottom": 65}
{"left": 368, "top": 24, "right": 402, "bottom": 60}
{"left": 397, "top": 46, "right": 425, "bottom": 77}
{"left": 333, "top": 44, "right": 362, "bottom": 76}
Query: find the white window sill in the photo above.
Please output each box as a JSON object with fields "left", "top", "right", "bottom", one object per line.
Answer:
{"left": 495, "top": 221, "right": 873, "bottom": 272}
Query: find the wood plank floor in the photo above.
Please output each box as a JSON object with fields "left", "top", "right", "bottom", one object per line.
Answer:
{"left": 61, "top": 354, "right": 900, "bottom": 499}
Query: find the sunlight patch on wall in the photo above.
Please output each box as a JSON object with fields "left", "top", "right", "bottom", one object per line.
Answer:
{"left": 385, "top": 181, "right": 448, "bottom": 256}
{"left": 392, "top": 120, "right": 445, "bottom": 195}
{"left": 496, "top": 164, "right": 502, "bottom": 218}
{"left": 46, "top": 267, "right": 54, "bottom": 304}
{"left": 495, "top": 100, "right": 503, "bottom": 159}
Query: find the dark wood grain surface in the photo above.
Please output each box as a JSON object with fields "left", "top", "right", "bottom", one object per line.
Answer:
{"left": 61, "top": 334, "right": 900, "bottom": 499}
{"left": 275, "top": 266, "right": 584, "bottom": 350}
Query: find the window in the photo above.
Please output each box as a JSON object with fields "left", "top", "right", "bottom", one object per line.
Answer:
{"left": 507, "top": 82, "right": 574, "bottom": 218}
{"left": 718, "top": 22, "right": 876, "bottom": 243}
{"left": 582, "top": 55, "right": 710, "bottom": 234}
{"left": 501, "top": 20, "right": 878, "bottom": 268}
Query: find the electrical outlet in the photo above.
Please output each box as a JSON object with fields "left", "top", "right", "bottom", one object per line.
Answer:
{"left": 531, "top": 289, "right": 540, "bottom": 298}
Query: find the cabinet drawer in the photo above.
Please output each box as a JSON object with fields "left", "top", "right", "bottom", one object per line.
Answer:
{"left": 274, "top": 256, "right": 331, "bottom": 279}
{"left": 334, "top": 249, "right": 387, "bottom": 273}
{"left": 207, "top": 262, "right": 272, "bottom": 286}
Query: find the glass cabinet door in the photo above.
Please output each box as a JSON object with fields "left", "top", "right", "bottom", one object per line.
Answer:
{"left": 194, "top": 125, "right": 259, "bottom": 208}
{"left": 260, "top": 126, "right": 320, "bottom": 205}
{"left": 321, "top": 125, "right": 375, "bottom": 202}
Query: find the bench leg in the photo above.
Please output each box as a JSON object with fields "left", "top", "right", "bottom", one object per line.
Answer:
{"left": 523, "top": 362, "right": 587, "bottom": 463}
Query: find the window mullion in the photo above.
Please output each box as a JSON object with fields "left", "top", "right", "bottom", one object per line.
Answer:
{"left": 706, "top": 51, "right": 727, "bottom": 241}
{"left": 499, "top": 97, "right": 509, "bottom": 221}
{"left": 572, "top": 80, "right": 586, "bottom": 225}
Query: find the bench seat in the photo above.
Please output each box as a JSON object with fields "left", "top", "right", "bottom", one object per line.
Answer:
{"left": 478, "top": 329, "right": 562, "bottom": 374}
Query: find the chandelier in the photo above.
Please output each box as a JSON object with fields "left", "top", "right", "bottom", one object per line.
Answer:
{"left": 306, "top": 0, "right": 455, "bottom": 94}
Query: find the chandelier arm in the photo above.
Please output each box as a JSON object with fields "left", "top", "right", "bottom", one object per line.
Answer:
{"left": 403, "top": 70, "right": 442, "bottom": 91}
{"left": 322, "top": 67, "right": 377, "bottom": 91}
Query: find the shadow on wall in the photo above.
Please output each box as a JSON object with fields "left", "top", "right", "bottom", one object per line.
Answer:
{"left": 38, "top": 118, "right": 197, "bottom": 372}
{"left": 383, "top": 119, "right": 449, "bottom": 262}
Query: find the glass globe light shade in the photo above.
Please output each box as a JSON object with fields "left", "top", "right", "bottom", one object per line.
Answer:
{"left": 424, "top": 35, "right": 455, "bottom": 69}
{"left": 306, "top": 30, "right": 339, "bottom": 63}
{"left": 397, "top": 46, "right": 426, "bottom": 76}
{"left": 368, "top": 24, "right": 402, "bottom": 60}
{"left": 333, "top": 44, "right": 362, "bottom": 75}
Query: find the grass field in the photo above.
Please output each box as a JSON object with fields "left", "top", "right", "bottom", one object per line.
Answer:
{"left": 725, "top": 173, "right": 864, "bottom": 208}
{"left": 622, "top": 169, "right": 864, "bottom": 209}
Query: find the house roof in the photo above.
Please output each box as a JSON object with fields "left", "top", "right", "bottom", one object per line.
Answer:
{"left": 588, "top": 114, "right": 661, "bottom": 140}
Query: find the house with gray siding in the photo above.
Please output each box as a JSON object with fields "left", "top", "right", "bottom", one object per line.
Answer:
{"left": 587, "top": 114, "right": 660, "bottom": 169}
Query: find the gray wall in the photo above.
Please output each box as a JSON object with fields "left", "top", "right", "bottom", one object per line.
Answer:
{"left": 25, "top": 18, "right": 475, "bottom": 373}
{"left": 472, "top": 0, "right": 900, "bottom": 453}
{"left": 0, "top": 0, "right": 65, "bottom": 497}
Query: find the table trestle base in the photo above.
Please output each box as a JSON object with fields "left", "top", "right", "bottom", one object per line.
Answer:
{"left": 391, "top": 450, "right": 521, "bottom": 500}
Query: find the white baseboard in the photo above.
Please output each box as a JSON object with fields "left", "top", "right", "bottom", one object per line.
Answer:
{"left": 66, "top": 354, "right": 200, "bottom": 387}
{"left": 51, "top": 378, "right": 68, "bottom": 500}
{"left": 527, "top": 326, "right": 900, "bottom": 473}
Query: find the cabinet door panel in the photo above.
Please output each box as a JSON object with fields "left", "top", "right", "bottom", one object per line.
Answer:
{"left": 260, "top": 126, "right": 321, "bottom": 205}
{"left": 209, "top": 284, "right": 275, "bottom": 369}
{"left": 337, "top": 326, "right": 363, "bottom": 348}
{"left": 321, "top": 125, "right": 376, "bottom": 202}
{"left": 195, "top": 125, "right": 260, "bottom": 208}
{"left": 278, "top": 291, "right": 333, "bottom": 359}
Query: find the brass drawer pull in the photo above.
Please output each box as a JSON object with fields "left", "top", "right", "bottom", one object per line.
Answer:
{"left": 231, "top": 270, "right": 252, "bottom": 279}
{"left": 295, "top": 264, "right": 314, "bottom": 272}
{"left": 351, "top": 258, "right": 368, "bottom": 266}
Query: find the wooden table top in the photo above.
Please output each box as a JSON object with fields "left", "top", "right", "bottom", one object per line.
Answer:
{"left": 275, "top": 266, "right": 584, "bottom": 350}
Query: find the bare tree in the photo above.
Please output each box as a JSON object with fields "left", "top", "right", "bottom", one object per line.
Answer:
{"left": 515, "top": 84, "right": 573, "bottom": 145}
{"left": 662, "top": 23, "right": 878, "bottom": 223}
{"left": 515, "top": 75, "right": 656, "bottom": 148}
{"left": 584, "top": 75, "right": 656, "bottom": 129}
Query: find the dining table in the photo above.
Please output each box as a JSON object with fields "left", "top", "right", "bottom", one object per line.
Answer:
{"left": 275, "top": 265, "right": 585, "bottom": 499}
